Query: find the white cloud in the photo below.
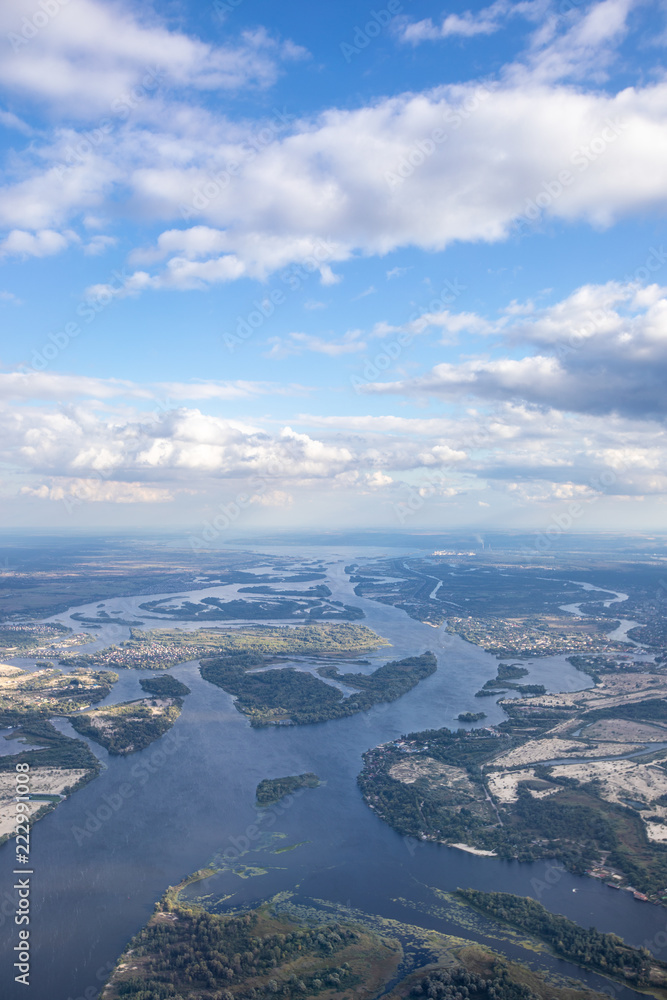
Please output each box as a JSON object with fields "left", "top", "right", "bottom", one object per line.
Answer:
{"left": 266, "top": 330, "right": 366, "bottom": 359}
{"left": 249, "top": 490, "right": 294, "bottom": 507}
{"left": 21, "top": 479, "right": 176, "bottom": 504}
{"left": 59, "top": 78, "right": 667, "bottom": 287}
{"left": 4, "top": 390, "right": 667, "bottom": 506}
{"left": 386, "top": 265, "right": 412, "bottom": 279}
{"left": 0, "top": 228, "right": 77, "bottom": 258}
{"left": 397, "top": 0, "right": 521, "bottom": 43}
{"left": 1, "top": 1, "right": 666, "bottom": 280}
{"left": 0, "top": 372, "right": 298, "bottom": 402}
{"left": 364, "top": 280, "right": 667, "bottom": 418}
{"left": 516, "top": 0, "right": 633, "bottom": 84}
{"left": 83, "top": 234, "right": 117, "bottom": 255}
{"left": 0, "top": 1, "right": 304, "bottom": 116}
{"left": 0, "top": 109, "right": 32, "bottom": 134}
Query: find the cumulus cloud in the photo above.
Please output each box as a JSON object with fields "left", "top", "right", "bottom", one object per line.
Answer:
{"left": 4, "top": 393, "right": 667, "bottom": 506}
{"left": 0, "top": 0, "right": 305, "bottom": 116}
{"left": 57, "top": 78, "right": 667, "bottom": 287}
{"left": 0, "top": 0, "right": 665, "bottom": 281}
{"left": 396, "top": 0, "right": 525, "bottom": 44}
{"left": 0, "top": 228, "right": 78, "bottom": 258}
{"left": 362, "top": 280, "right": 667, "bottom": 418}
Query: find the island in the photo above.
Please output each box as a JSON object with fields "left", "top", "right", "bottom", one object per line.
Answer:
{"left": 256, "top": 773, "right": 321, "bottom": 805}
{"left": 68, "top": 696, "right": 186, "bottom": 754}
{"left": 99, "top": 886, "right": 616, "bottom": 1000}
{"left": 358, "top": 664, "right": 667, "bottom": 902}
{"left": 137, "top": 593, "right": 363, "bottom": 622}
{"left": 139, "top": 674, "right": 191, "bottom": 697}
{"left": 458, "top": 889, "right": 667, "bottom": 992}
{"left": 61, "top": 622, "right": 389, "bottom": 670}
{"left": 200, "top": 652, "right": 437, "bottom": 726}
{"left": 457, "top": 711, "right": 487, "bottom": 723}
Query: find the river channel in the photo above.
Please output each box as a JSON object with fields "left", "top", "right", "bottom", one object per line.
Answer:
{"left": 1, "top": 545, "right": 666, "bottom": 1000}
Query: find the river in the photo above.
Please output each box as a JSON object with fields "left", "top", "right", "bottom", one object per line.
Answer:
{"left": 1, "top": 546, "right": 666, "bottom": 1000}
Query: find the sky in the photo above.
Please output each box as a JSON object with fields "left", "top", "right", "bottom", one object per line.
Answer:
{"left": 1, "top": 0, "right": 667, "bottom": 543}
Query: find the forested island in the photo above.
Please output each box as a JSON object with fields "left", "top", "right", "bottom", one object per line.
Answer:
{"left": 458, "top": 890, "right": 667, "bottom": 992}
{"left": 200, "top": 652, "right": 437, "bottom": 726}
{"left": 100, "top": 890, "right": 614, "bottom": 1000}
{"left": 140, "top": 674, "right": 191, "bottom": 697}
{"left": 137, "top": 594, "right": 363, "bottom": 622}
{"left": 69, "top": 696, "right": 185, "bottom": 754}
{"left": 256, "top": 773, "right": 321, "bottom": 805}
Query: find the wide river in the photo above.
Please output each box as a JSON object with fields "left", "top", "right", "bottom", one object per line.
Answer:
{"left": 1, "top": 546, "right": 666, "bottom": 1000}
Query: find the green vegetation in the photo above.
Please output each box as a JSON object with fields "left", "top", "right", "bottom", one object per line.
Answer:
{"left": 139, "top": 675, "right": 191, "bottom": 697}
{"left": 0, "top": 719, "right": 101, "bottom": 772}
{"left": 238, "top": 584, "right": 332, "bottom": 597}
{"left": 256, "top": 773, "right": 320, "bottom": 805}
{"left": 458, "top": 712, "right": 487, "bottom": 722}
{"left": 138, "top": 594, "right": 363, "bottom": 622}
{"left": 100, "top": 889, "right": 611, "bottom": 1000}
{"left": 71, "top": 612, "right": 145, "bottom": 626}
{"left": 0, "top": 665, "right": 118, "bottom": 726}
{"left": 357, "top": 707, "right": 667, "bottom": 898}
{"left": 200, "top": 652, "right": 436, "bottom": 726}
{"left": 457, "top": 890, "right": 667, "bottom": 991}
{"left": 62, "top": 623, "right": 389, "bottom": 670}
{"left": 397, "top": 964, "right": 543, "bottom": 1000}
{"left": 475, "top": 680, "right": 545, "bottom": 698}
{"left": 0, "top": 622, "right": 70, "bottom": 653}
{"left": 101, "top": 901, "right": 398, "bottom": 1000}
{"left": 69, "top": 699, "right": 183, "bottom": 754}
{"left": 497, "top": 663, "right": 529, "bottom": 680}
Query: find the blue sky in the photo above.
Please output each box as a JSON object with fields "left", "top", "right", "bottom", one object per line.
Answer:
{"left": 1, "top": 0, "right": 667, "bottom": 540}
